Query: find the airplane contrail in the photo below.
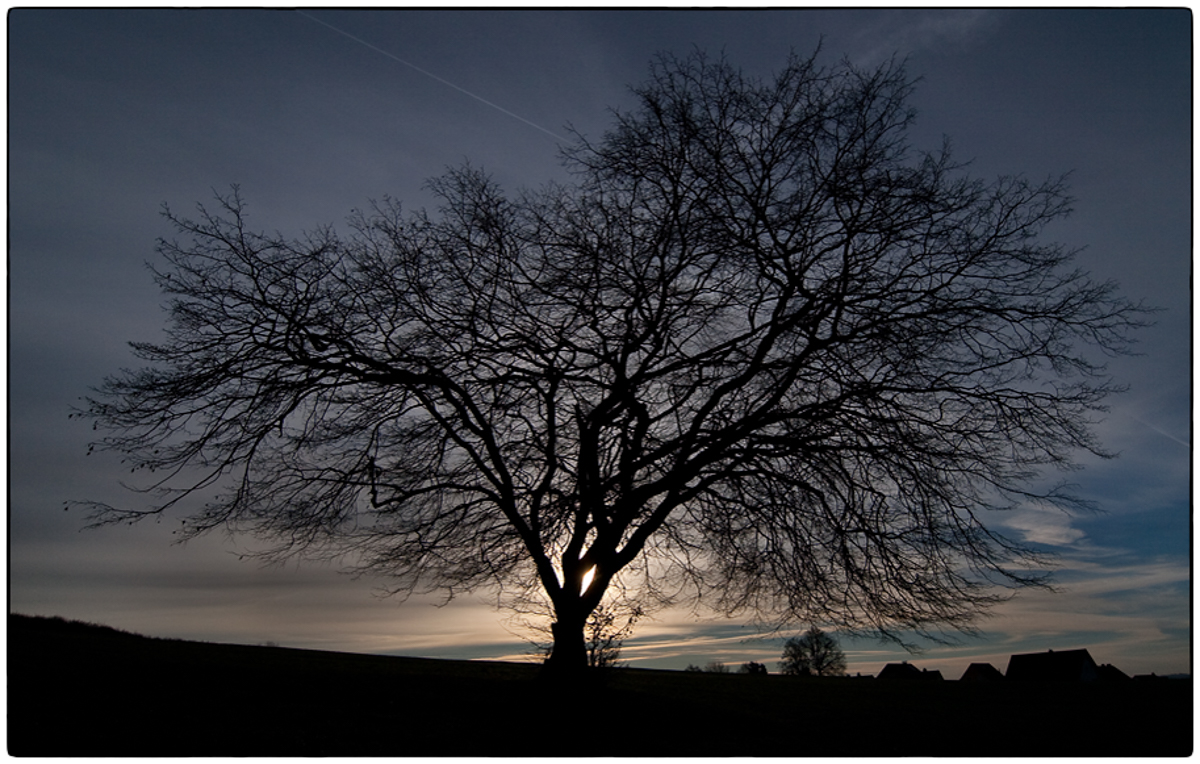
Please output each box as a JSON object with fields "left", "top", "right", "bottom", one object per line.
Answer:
{"left": 1125, "top": 413, "right": 1190, "bottom": 449}
{"left": 295, "top": 10, "right": 570, "bottom": 144}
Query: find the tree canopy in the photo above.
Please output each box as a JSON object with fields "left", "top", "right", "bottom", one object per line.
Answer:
{"left": 79, "top": 49, "right": 1145, "bottom": 670}
{"left": 780, "top": 626, "right": 847, "bottom": 676}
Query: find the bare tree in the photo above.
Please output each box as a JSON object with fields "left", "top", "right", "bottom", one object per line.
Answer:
{"left": 78, "top": 49, "right": 1145, "bottom": 673}
{"left": 584, "top": 604, "right": 642, "bottom": 668}
{"left": 780, "top": 626, "right": 847, "bottom": 676}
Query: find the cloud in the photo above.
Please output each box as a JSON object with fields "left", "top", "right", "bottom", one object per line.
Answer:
{"left": 981, "top": 553, "right": 1190, "bottom": 672}
{"left": 9, "top": 528, "right": 523, "bottom": 656}
{"left": 849, "top": 9, "right": 998, "bottom": 67}
{"left": 999, "top": 505, "right": 1087, "bottom": 547}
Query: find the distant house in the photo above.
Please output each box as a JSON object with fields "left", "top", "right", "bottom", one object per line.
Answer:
{"left": 1005, "top": 649, "right": 1099, "bottom": 682}
{"left": 960, "top": 662, "right": 1005, "bottom": 681}
{"left": 877, "top": 662, "right": 943, "bottom": 681}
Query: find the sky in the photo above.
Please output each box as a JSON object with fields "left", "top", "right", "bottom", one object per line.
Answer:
{"left": 8, "top": 6, "right": 1192, "bottom": 679}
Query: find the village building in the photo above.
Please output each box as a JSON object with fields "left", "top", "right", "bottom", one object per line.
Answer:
{"left": 1005, "top": 648, "right": 1099, "bottom": 681}
{"left": 959, "top": 662, "right": 1005, "bottom": 681}
{"left": 877, "top": 662, "right": 943, "bottom": 681}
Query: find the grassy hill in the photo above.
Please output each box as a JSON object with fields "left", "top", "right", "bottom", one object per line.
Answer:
{"left": 8, "top": 613, "right": 1191, "bottom": 756}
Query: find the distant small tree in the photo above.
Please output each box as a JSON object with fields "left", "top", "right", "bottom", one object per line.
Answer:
{"left": 780, "top": 627, "right": 847, "bottom": 677}
{"left": 704, "top": 661, "right": 731, "bottom": 674}
{"left": 739, "top": 661, "right": 768, "bottom": 675}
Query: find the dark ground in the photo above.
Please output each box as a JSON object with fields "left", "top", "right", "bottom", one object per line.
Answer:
{"left": 7, "top": 613, "right": 1192, "bottom": 756}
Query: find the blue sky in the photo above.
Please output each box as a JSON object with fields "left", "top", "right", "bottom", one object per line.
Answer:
{"left": 8, "top": 6, "right": 1191, "bottom": 678}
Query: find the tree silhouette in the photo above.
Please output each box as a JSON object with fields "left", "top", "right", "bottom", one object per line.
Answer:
{"left": 584, "top": 603, "right": 642, "bottom": 668}
{"left": 78, "top": 49, "right": 1145, "bottom": 673}
{"left": 780, "top": 626, "right": 847, "bottom": 676}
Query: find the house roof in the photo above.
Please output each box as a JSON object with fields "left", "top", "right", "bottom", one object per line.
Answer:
{"left": 1096, "top": 663, "right": 1131, "bottom": 681}
{"left": 877, "top": 662, "right": 922, "bottom": 680}
{"left": 877, "top": 662, "right": 943, "bottom": 681}
{"left": 960, "top": 662, "right": 1005, "bottom": 681}
{"left": 1005, "top": 649, "right": 1099, "bottom": 681}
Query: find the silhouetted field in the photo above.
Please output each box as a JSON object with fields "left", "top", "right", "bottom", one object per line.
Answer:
{"left": 8, "top": 614, "right": 1191, "bottom": 756}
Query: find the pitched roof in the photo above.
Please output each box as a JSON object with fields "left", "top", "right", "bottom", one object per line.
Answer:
{"left": 1096, "top": 663, "right": 1131, "bottom": 681}
{"left": 960, "top": 662, "right": 1005, "bottom": 681}
{"left": 1005, "top": 649, "right": 1099, "bottom": 681}
{"left": 877, "top": 662, "right": 922, "bottom": 680}
{"left": 877, "top": 662, "right": 943, "bottom": 681}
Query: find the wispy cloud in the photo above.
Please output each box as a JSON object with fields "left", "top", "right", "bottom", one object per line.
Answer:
{"left": 982, "top": 554, "right": 1190, "bottom": 673}
{"left": 1000, "top": 505, "right": 1087, "bottom": 547}
{"left": 849, "top": 10, "right": 998, "bottom": 68}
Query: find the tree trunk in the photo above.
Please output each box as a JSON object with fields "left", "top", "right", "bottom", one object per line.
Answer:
{"left": 543, "top": 619, "right": 588, "bottom": 675}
